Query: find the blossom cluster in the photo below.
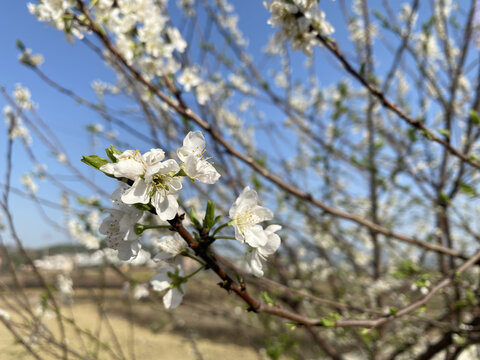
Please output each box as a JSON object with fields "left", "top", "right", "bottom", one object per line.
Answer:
{"left": 85, "top": 130, "right": 280, "bottom": 309}
{"left": 265, "top": 0, "right": 335, "bottom": 54}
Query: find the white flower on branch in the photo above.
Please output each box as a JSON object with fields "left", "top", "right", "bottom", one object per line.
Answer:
{"left": 229, "top": 186, "right": 274, "bottom": 248}
{"left": 178, "top": 66, "right": 201, "bottom": 92}
{"left": 99, "top": 185, "right": 143, "bottom": 260}
{"left": 20, "top": 174, "right": 38, "bottom": 194}
{"left": 153, "top": 233, "right": 188, "bottom": 261}
{"left": 245, "top": 225, "right": 281, "bottom": 277}
{"left": 3, "top": 105, "right": 32, "bottom": 146}
{"left": 13, "top": 84, "right": 34, "bottom": 110}
{"left": 18, "top": 48, "right": 44, "bottom": 67}
{"left": 177, "top": 131, "right": 221, "bottom": 184}
{"left": 57, "top": 273, "right": 74, "bottom": 304}
{"left": 265, "top": 0, "right": 334, "bottom": 54}
{"left": 100, "top": 149, "right": 182, "bottom": 221}
{"left": 151, "top": 265, "right": 186, "bottom": 309}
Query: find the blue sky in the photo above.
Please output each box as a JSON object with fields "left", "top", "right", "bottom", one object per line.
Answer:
{"left": 0, "top": 1, "right": 449, "bottom": 248}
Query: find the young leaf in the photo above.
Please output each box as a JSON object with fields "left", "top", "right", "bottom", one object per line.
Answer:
{"left": 81, "top": 155, "right": 109, "bottom": 171}
{"left": 105, "top": 145, "right": 122, "bottom": 163}
{"left": 203, "top": 201, "right": 215, "bottom": 229}
{"left": 189, "top": 208, "right": 201, "bottom": 229}
{"left": 470, "top": 109, "right": 480, "bottom": 125}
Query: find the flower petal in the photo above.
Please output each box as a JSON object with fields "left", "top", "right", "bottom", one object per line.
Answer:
{"left": 246, "top": 250, "right": 264, "bottom": 277}
{"left": 153, "top": 193, "right": 178, "bottom": 221}
{"left": 177, "top": 131, "right": 206, "bottom": 161}
{"left": 150, "top": 266, "right": 174, "bottom": 292}
{"left": 121, "top": 179, "right": 150, "bottom": 204}
{"left": 245, "top": 225, "right": 268, "bottom": 247}
{"left": 163, "top": 287, "right": 184, "bottom": 309}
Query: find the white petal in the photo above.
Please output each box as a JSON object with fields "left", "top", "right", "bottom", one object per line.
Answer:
{"left": 184, "top": 156, "right": 220, "bottom": 184}
{"left": 153, "top": 193, "right": 178, "bottom": 221}
{"left": 143, "top": 148, "right": 165, "bottom": 164}
{"left": 177, "top": 131, "right": 205, "bottom": 161}
{"left": 100, "top": 163, "right": 115, "bottom": 175}
{"left": 163, "top": 287, "right": 184, "bottom": 309}
{"left": 121, "top": 179, "right": 150, "bottom": 204}
{"left": 113, "top": 158, "right": 144, "bottom": 180}
{"left": 168, "top": 177, "right": 183, "bottom": 193}
{"left": 229, "top": 186, "right": 256, "bottom": 218}
{"left": 253, "top": 205, "right": 274, "bottom": 222}
{"left": 117, "top": 240, "right": 140, "bottom": 261}
{"left": 150, "top": 266, "right": 174, "bottom": 292}
{"left": 232, "top": 223, "right": 245, "bottom": 242}
{"left": 246, "top": 251, "right": 264, "bottom": 277}
{"left": 265, "top": 224, "right": 282, "bottom": 234}
{"left": 258, "top": 231, "right": 281, "bottom": 256}
{"left": 245, "top": 225, "right": 268, "bottom": 247}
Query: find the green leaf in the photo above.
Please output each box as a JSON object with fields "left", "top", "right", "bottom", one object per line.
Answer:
{"left": 319, "top": 317, "right": 336, "bottom": 328}
{"left": 189, "top": 208, "right": 201, "bottom": 229}
{"left": 437, "top": 129, "right": 450, "bottom": 138}
{"left": 261, "top": 291, "right": 275, "bottom": 306}
{"left": 105, "top": 145, "right": 122, "bottom": 163}
{"left": 439, "top": 192, "right": 450, "bottom": 205}
{"left": 203, "top": 201, "right": 215, "bottom": 229}
{"left": 16, "top": 39, "right": 26, "bottom": 51}
{"left": 285, "top": 323, "right": 297, "bottom": 331}
{"left": 81, "top": 155, "right": 109, "bottom": 171}
{"left": 459, "top": 182, "right": 476, "bottom": 196}
{"left": 133, "top": 203, "right": 153, "bottom": 212}
{"left": 470, "top": 109, "right": 480, "bottom": 125}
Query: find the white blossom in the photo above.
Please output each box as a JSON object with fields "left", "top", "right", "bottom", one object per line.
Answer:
{"left": 100, "top": 149, "right": 182, "bottom": 221}
{"left": 57, "top": 274, "right": 74, "bottom": 304}
{"left": 18, "top": 48, "right": 44, "bottom": 67}
{"left": 178, "top": 66, "right": 201, "bottom": 92}
{"left": 99, "top": 184, "right": 143, "bottom": 260}
{"left": 229, "top": 186, "right": 273, "bottom": 248}
{"left": 13, "top": 84, "right": 34, "bottom": 110}
{"left": 20, "top": 174, "right": 38, "bottom": 194}
{"left": 153, "top": 233, "right": 188, "bottom": 261}
{"left": 177, "top": 131, "right": 220, "bottom": 184}
{"left": 133, "top": 283, "right": 150, "bottom": 299}
{"left": 265, "top": 0, "right": 334, "bottom": 54}
{"left": 3, "top": 106, "right": 32, "bottom": 145}
{"left": 151, "top": 265, "right": 186, "bottom": 309}
{"left": 245, "top": 225, "right": 281, "bottom": 277}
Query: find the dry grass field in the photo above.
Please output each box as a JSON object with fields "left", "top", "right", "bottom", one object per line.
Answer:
{"left": 0, "top": 268, "right": 270, "bottom": 360}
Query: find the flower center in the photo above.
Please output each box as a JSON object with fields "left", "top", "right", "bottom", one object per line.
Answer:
{"left": 234, "top": 208, "right": 258, "bottom": 233}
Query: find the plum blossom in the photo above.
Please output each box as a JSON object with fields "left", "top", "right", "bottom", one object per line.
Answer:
{"left": 265, "top": 0, "right": 334, "bottom": 54}
{"left": 229, "top": 186, "right": 273, "bottom": 248}
{"left": 100, "top": 148, "right": 182, "bottom": 221}
{"left": 153, "top": 233, "right": 188, "bottom": 261}
{"left": 57, "top": 273, "right": 74, "bottom": 304}
{"left": 245, "top": 225, "right": 281, "bottom": 277}
{"left": 178, "top": 66, "right": 201, "bottom": 92}
{"left": 3, "top": 106, "right": 32, "bottom": 146}
{"left": 177, "top": 131, "right": 220, "bottom": 184}
{"left": 99, "top": 185, "right": 143, "bottom": 260}
{"left": 151, "top": 265, "right": 186, "bottom": 309}
{"left": 18, "top": 48, "right": 44, "bottom": 67}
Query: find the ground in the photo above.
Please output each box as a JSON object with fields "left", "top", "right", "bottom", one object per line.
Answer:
{"left": 0, "top": 267, "right": 270, "bottom": 360}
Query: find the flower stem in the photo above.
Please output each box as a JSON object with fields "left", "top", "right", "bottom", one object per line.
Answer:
{"left": 184, "top": 264, "right": 206, "bottom": 280}
{"left": 182, "top": 251, "right": 207, "bottom": 267}
{"left": 134, "top": 224, "right": 173, "bottom": 234}
{"left": 214, "top": 236, "right": 237, "bottom": 241}
{"left": 211, "top": 222, "right": 231, "bottom": 237}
